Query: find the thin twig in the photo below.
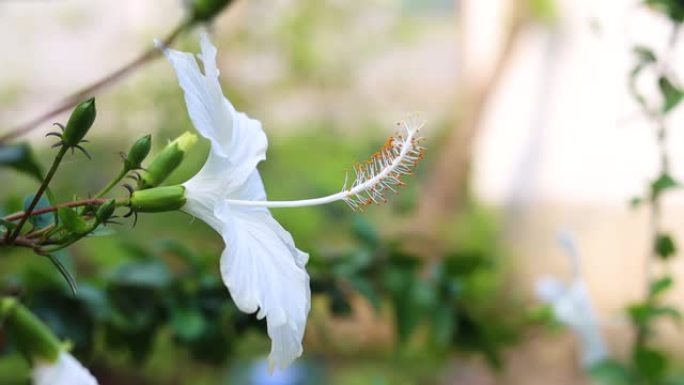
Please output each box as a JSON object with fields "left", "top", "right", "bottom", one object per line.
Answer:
{"left": 0, "top": 21, "right": 190, "bottom": 143}
{"left": 3, "top": 197, "right": 114, "bottom": 222}
{"left": 7, "top": 146, "right": 68, "bottom": 243}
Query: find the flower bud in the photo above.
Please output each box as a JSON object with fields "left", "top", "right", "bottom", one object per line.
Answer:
{"left": 96, "top": 199, "right": 117, "bottom": 223}
{"left": 130, "top": 186, "right": 186, "bottom": 212}
{"left": 189, "top": 0, "right": 233, "bottom": 23}
{"left": 62, "top": 98, "right": 96, "bottom": 147}
{"left": 124, "top": 134, "right": 152, "bottom": 171}
{"left": 140, "top": 132, "right": 197, "bottom": 188}
{"left": 0, "top": 298, "right": 61, "bottom": 363}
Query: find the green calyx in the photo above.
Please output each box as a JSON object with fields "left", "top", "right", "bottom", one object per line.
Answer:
{"left": 130, "top": 185, "right": 187, "bottom": 213}
{"left": 125, "top": 134, "right": 152, "bottom": 171}
{"left": 190, "top": 0, "right": 233, "bottom": 22}
{"left": 0, "top": 298, "right": 62, "bottom": 364}
{"left": 96, "top": 199, "right": 117, "bottom": 223}
{"left": 62, "top": 98, "right": 96, "bottom": 147}
{"left": 140, "top": 132, "right": 197, "bottom": 189}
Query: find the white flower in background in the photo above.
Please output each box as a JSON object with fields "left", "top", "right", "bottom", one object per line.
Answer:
{"left": 536, "top": 231, "right": 608, "bottom": 368}
{"left": 157, "top": 32, "right": 424, "bottom": 371}
{"left": 32, "top": 352, "right": 98, "bottom": 385}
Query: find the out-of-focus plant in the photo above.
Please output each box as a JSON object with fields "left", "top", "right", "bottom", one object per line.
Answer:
{"left": 0, "top": 10, "right": 426, "bottom": 381}
{"left": 310, "top": 215, "right": 534, "bottom": 368}
{"left": 0, "top": 217, "right": 531, "bottom": 383}
{"left": 0, "top": 2, "right": 537, "bottom": 383}
{"left": 590, "top": 2, "right": 684, "bottom": 384}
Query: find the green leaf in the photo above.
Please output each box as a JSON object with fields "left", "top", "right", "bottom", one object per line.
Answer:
{"left": 444, "top": 253, "right": 489, "bottom": 277}
{"left": 655, "top": 233, "right": 677, "bottom": 259}
{"left": 628, "top": 303, "right": 651, "bottom": 327}
{"left": 651, "top": 174, "right": 678, "bottom": 200}
{"left": 628, "top": 301, "right": 681, "bottom": 328}
{"left": 159, "top": 239, "right": 202, "bottom": 270}
{"left": 0, "top": 143, "right": 44, "bottom": 182}
{"left": 328, "top": 285, "right": 352, "bottom": 316}
{"left": 348, "top": 276, "right": 381, "bottom": 311}
{"left": 629, "top": 46, "right": 657, "bottom": 109}
{"left": 351, "top": 216, "right": 379, "bottom": 247}
{"left": 629, "top": 196, "right": 643, "bottom": 209}
{"left": 44, "top": 253, "right": 78, "bottom": 296}
{"left": 653, "top": 306, "right": 682, "bottom": 323}
{"left": 644, "top": 0, "right": 684, "bottom": 23}
{"left": 633, "top": 346, "right": 667, "bottom": 383}
{"left": 650, "top": 276, "right": 673, "bottom": 297}
{"left": 58, "top": 207, "right": 90, "bottom": 234}
{"left": 432, "top": 306, "right": 455, "bottom": 349}
{"left": 634, "top": 46, "right": 657, "bottom": 64}
{"left": 171, "top": 307, "right": 207, "bottom": 342}
{"left": 659, "top": 75, "right": 684, "bottom": 113}
{"left": 77, "top": 284, "right": 110, "bottom": 320}
{"left": 589, "top": 359, "right": 634, "bottom": 385}
{"left": 109, "top": 261, "right": 171, "bottom": 288}
{"left": 23, "top": 194, "right": 54, "bottom": 229}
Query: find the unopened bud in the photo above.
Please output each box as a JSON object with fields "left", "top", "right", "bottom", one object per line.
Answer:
{"left": 141, "top": 132, "right": 197, "bottom": 188}
{"left": 130, "top": 186, "right": 186, "bottom": 212}
{"left": 96, "top": 199, "right": 117, "bottom": 223}
{"left": 190, "top": 0, "right": 233, "bottom": 23}
{"left": 62, "top": 98, "right": 96, "bottom": 147}
{"left": 0, "top": 298, "right": 61, "bottom": 364}
{"left": 125, "top": 134, "right": 152, "bottom": 171}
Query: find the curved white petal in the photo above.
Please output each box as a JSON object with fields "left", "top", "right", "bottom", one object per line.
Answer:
{"left": 172, "top": 33, "right": 310, "bottom": 372}
{"left": 183, "top": 171, "right": 268, "bottom": 228}
{"left": 182, "top": 171, "right": 310, "bottom": 371}
{"left": 217, "top": 201, "right": 310, "bottom": 371}
{"left": 161, "top": 32, "right": 267, "bottom": 192}
{"left": 536, "top": 277, "right": 608, "bottom": 367}
{"left": 32, "top": 352, "right": 98, "bottom": 385}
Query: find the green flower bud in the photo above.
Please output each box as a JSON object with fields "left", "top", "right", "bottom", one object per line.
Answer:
{"left": 190, "top": 0, "right": 233, "bottom": 22}
{"left": 62, "top": 98, "right": 96, "bottom": 147}
{"left": 140, "top": 132, "right": 197, "bottom": 189}
{"left": 130, "top": 186, "right": 186, "bottom": 212}
{"left": 125, "top": 134, "right": 152, "bottom": 170}
{"left": 0, "top": 298, "right": 61, "bottom": 363}
{"left": 96, "top": 199, "right": 117, "bottom": 223}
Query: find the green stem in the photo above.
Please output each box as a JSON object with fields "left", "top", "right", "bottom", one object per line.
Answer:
{"left": 7, "top": 146, "right": 68, "bottom": 243}
{"left": 0, "top": 297, "right": 62, "bottom": 363}
{"left": 40, "top": 234, "right": 90, "bottom": 254}
{"left": 95, "top": 167, "right": 128, "bottom": 198}
{"left": 3, "top": 197, "right": 127, "bottom": 223}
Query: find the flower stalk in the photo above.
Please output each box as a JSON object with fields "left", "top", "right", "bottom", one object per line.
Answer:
{"left": 2, "top": 197, "right": 125, "bottom": 223}
{"left": 6, "top": 146, "right": 68, "bottom": 243}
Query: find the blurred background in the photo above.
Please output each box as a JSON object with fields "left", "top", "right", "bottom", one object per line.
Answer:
{"left": 2, "top": 0, "right": 684, "bottom": 384}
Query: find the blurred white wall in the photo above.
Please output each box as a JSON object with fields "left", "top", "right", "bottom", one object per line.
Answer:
{"left": 474, "top": 0, "right": 684, "bottom": 206}
{"left": 0, "top": 0, "right": 182, "bottom": 125}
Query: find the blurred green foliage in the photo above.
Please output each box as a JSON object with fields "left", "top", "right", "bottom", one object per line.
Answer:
{"left": 0, "top": 127, "right": 530, "bottom": 383}
{"left": 0, "top": 1, "right": 539, "bottom": 383}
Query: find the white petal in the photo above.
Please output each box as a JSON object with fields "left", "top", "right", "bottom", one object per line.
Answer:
{"left": 535, "top": 276, "right": 566, "bottom": 303}
{"left": 161, "top": 32, "right": 267, "bottom": 192}
{"left": 32, "top": 352, "right": 98, "bottom": 385}
{"left": 537, "top": 278, "right": 608, "bottom": 367}
{"left": 215, "top": 200, "right": 310, "bottom": 371}
{"left": 183, "top": 170, "right": 267, "bottom": 229}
